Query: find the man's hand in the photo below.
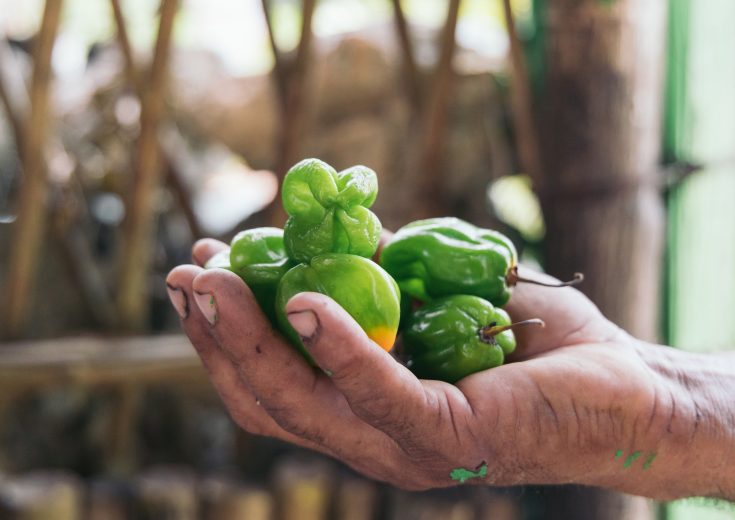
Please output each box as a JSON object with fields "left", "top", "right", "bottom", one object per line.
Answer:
{"left": 166, "top": 238, "right": 735, "bottom": 500}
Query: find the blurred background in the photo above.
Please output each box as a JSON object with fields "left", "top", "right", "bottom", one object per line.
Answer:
{"left": 0, "top": 0, "right": 733, "bottom": 518}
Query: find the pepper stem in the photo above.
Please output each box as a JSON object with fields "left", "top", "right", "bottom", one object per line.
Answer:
{"left": 479, "top": 318, "right": 545, "bottom": 343}
{"left": 506, "top": 266, "right": 584, "bottom": 288}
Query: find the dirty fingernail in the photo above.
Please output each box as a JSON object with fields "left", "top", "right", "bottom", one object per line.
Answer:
{"left": 166, "top": 284, "right": 188, "bottom": 319}
{"left": 287, "top": 310, "right": 318, "bottom": 342}
{"left": 194, "top": 291, "right": 218, "bottom": 326}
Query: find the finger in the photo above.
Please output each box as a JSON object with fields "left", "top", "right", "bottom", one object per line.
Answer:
{"left": 284, "top": 292, "right": 441, "bottom": 455}
{"left": 192, "top": 238, "right": 228, "bottom": 267}
{"left": 190, "top": 269, "right": 409, "bottom": 476}
{"left": 166, "top": 265, "right": 327, "bottom": 449}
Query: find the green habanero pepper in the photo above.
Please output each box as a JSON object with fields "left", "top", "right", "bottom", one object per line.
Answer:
{"left": 228, "top": 227, "right": 296, "bottom": 323}
{"left": 276, "top": 254, "right": 400, "bottom": 364}
{"left": 402, "top": 295, "right": 544, "bottom": 383}
{"left": 282, "top": 158, "right": 382, "bottom": 263}
{"left": 380, "top": 217, "right": 582, "bottom": 307}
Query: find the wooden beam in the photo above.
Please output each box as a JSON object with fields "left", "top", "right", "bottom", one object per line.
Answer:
{"left": 1, "top": 0, "right": 64, "bottom": 339}
{"left": 117, "top": 0, "right": 179, "bottom": 331}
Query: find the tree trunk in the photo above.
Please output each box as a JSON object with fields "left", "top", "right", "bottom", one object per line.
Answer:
{"left": 539, "top": 0, "right": 667, "bottom": 518}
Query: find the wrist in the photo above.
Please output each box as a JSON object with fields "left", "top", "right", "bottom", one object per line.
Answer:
{"left": 634, "top": 343, "right": 735, "bottom": 500}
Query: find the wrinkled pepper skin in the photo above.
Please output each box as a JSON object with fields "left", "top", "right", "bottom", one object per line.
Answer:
{"left": 276, "top": 254, "right": 401, "bottom": 364}
{"left": 402, "top": 295, "right": 517, "bottom": 383}
{"left": 379, "top": 217, "right": 518, "bottom": 306}
{"left": 282, "top": 158, "right": 382, "bottom": 263}
{"left": 229, "top": 227, "right": 295, "bottom": 323}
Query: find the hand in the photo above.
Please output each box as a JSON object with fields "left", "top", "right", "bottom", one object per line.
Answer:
{"left": 166, "top": 237, "right": 735, "bottom": 500}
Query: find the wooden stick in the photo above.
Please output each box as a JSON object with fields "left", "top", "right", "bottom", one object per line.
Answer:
{"left": 390, "top": 0, "right": 421, "bottom": 113}
{"left": 2, "top": 0, "right": 64, "bottom": 339}
{"left": 501, "top": 0, "right": 543, "bottom": 184}
{"left": 110, "top": 0, "right": 202, "bottom": 241}
{"left": 117, "top": 0, "right": 179, "bottom": 331}
{"left": 260, "top": 0, "right": 288, "bottom": 107}
{"left": 416, "top": 0, "right": 461, "bottom": 218}
{"left": 2, "top": 40, "right": 120, "bottom": 331}
{"left": 109, "top": 0, "right": 139, "bottom": 90}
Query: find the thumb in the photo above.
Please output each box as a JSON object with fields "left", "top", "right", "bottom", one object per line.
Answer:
{"left": 285, "top": 292, "right": 430, "bottom": 446}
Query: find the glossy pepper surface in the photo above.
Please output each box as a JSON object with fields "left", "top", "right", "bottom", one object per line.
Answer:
{"left": 276, "top": 254, "right": 400, "bottom": 364}
{"left": 379, "top": 217, "right": 518, "bottom": 306}
{"left": 402, "top": 295, "right": 523, "bottom": 383}
{"left": 228, "top": 227, "right": 295, "bottom": 323}
{"left": 282, "top": 158, "right": 382, "bottom": 263}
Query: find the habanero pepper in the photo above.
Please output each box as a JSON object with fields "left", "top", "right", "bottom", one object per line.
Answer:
{"left": 402, "top": 294, "right": 544, "bottom": 383}
{"left": 379, "top": 217, "right": 582, "bottom": 307}
{"left": 205, "top": 227, "right": 295, "bottom": 324}
{"left": 276, "top": 254, "right": 400, "bottom": 365}
{"left": 282, "top": 158, "right": 382, "bottom": 263}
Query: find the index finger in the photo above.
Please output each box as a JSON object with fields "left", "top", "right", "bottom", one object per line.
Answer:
{"left": 192, "top": 238, "right": 228, "bottom": 267}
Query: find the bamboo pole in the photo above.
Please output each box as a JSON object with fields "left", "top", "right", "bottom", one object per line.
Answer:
{"left": 2, "top": 38, "right": 119, "bottom": 332}
{"left": 117, "top": 0, "right": 179, "bottom": 331}
{"left": 109, "top": 0, "right": 202, "bottom": 241}
{"left": 416, "top": 0, "right": 461, "bottom": 218}
{"left": 501, "top": 0, "right": 543, "bottom": 184}
{"left": 1, "top": 0, "right": 64, "bottom": 339}
{"left": 110, "top": 0, "right": 139, "bottom": 90}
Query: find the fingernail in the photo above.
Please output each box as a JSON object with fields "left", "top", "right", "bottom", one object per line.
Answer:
{"left": 166, "top": 284, "right": 188, "bottom": 319}
{"left": 194, "top": 290, "right": 218, "bottom": 326}
{"left": 287, "top": 310, "right": 319, "bottom": 342}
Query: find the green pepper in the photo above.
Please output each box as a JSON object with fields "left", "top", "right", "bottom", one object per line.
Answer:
{"left": 228, "top": 227, "right": 296, "bottom": 323}
{"left": 276, "top": 254, "right": 401, "bottom": 364}
{"left": 402, "top": 295, "right": 543, "bottom": 383}
{"left": 282, "top": 158, "right": 381, "bottom": 263}
{"left": 380, "top": 217, "right": 582, "bottom": 307}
